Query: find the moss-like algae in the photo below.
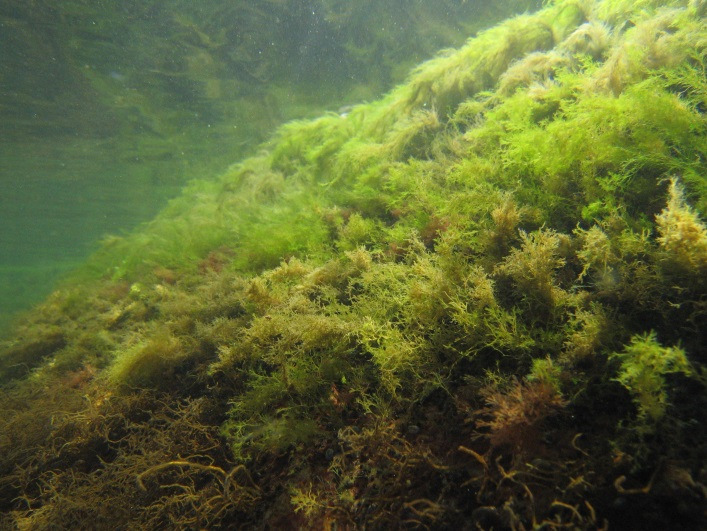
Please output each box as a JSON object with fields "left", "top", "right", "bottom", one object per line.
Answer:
{"left": 1, "top": 0, "right": 706, "bottom": 528}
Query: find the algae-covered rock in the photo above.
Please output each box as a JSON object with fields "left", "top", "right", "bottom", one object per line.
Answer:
{"left": 0, "top": 1, "right": 705, "bottom": 528}
{"left": 0, "top": 327, "right": 65, "bottom": 380}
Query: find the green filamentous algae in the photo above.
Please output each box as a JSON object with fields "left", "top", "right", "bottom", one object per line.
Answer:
{"left": 0, "top": 1, "right": 705, "bottom": 529}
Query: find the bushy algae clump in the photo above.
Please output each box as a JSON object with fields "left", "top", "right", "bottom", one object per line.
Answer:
{"left": 1, "top": 0, "right": 706, "bottom": 528}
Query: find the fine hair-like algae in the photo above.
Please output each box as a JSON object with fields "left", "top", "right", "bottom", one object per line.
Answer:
{"left": 1, "top": 0, "right": 705, "bottom": 528}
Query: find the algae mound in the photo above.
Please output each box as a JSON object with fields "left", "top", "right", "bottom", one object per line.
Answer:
{"left": 1, "top": 0, "right": 706, "bottom": 528}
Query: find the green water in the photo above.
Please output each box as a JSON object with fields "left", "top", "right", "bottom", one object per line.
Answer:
{"left": 0, "top": 139, "right": 181, "bottom": 330}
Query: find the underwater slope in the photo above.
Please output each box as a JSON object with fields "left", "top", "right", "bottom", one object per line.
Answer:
{"left": 1, "top": 0, "right": 706, "bottom": 528}
{"left": 0, "top": 0, "right": 538, "bottom": 332}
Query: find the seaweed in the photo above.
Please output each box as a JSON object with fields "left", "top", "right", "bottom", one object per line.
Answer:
{"left": 1, "top": 0, "right": 706, "bottom": 528}
{"left": 612, "top": 331, "right": 692, "bottom": 427}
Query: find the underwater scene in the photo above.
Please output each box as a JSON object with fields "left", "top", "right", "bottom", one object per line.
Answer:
{"left": 0, "top": 0, "right": 705, "bottom": 528}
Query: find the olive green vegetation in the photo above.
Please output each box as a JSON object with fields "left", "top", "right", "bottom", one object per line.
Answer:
{"left": 1, "top": 0, "right": 706, "bottom": 528}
